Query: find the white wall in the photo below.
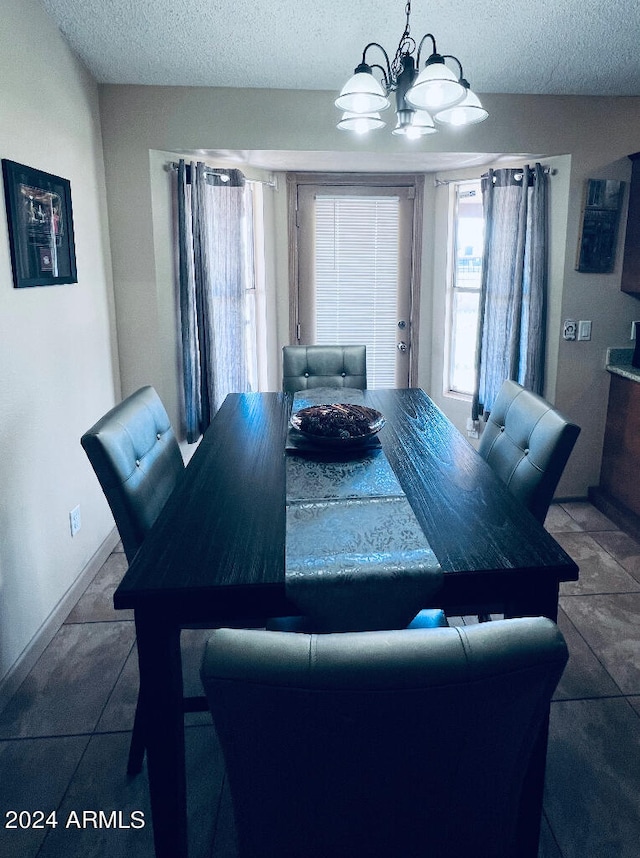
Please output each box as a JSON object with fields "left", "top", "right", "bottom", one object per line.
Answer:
{"left": 0, "top": 0, "right": 119, "bottom": 688}
{"left": 98, "top": 85, "right": 640, "bottom": 499}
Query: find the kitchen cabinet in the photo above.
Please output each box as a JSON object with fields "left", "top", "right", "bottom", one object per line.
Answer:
{"left": 599, "top": 373, "right": 640, "bottom": 517}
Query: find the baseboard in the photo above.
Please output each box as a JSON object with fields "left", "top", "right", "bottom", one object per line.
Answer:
{"left": 0, "top": 528, "right": 120, "bottom": 715}
{"left": 588, "top": 486, "right": 640, "bottom": 542}
{"left": 552, "top": 495, "right": 590, "bottom": 504}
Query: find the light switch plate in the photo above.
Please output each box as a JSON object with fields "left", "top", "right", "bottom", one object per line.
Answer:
{"left": 577, "top": 320, "right": 592, "bottom": 341}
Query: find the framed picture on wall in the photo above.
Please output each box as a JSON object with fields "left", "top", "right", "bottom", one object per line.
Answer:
{"left": 2, "top": 159, "right": 77, "bottom": 288}
{"left": 575, "top": 178, "right": 625, "bottom": 273}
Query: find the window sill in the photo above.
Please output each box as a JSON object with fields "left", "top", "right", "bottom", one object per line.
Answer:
{"left": 443, "top": 389, "right": 473, "bottom": 402}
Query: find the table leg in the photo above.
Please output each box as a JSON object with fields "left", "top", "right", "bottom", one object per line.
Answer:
{"left": 505, "top": 578, "right": 559, "bottom": 858}
{"left": 135, "top": 610, "right": 189, "bottom": 858}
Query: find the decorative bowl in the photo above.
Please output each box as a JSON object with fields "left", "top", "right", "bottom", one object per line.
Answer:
{"left": 290, "top": 404, "right": 385, "bottom": 448}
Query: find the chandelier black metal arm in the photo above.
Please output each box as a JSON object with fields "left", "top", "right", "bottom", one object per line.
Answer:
{"left": 415, "top": 33, "right": 438, "bottom": 68}
{"left": 441, "top": 54, "right": 470, "bottom": 88}
{"left": 353, "top": 51, "right": 392, "bottom": 91}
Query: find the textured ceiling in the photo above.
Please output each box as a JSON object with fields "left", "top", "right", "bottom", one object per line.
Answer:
{"left": 40, "top": 0, "right": 640, "bottom": 96}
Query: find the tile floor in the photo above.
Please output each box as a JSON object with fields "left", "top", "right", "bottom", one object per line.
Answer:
{"left": 0, "top": 501, "right": 639, "bottom": 857}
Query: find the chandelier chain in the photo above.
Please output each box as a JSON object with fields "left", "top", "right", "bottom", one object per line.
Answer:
{"left": 389, "top": 0, "right": 415, "bottom": 83}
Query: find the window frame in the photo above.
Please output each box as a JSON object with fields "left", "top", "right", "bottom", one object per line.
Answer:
{"left": 444, "top": 179, "right": 484, "bottom": 399}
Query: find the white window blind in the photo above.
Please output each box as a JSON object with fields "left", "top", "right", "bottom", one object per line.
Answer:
{"left": 314, "top": 195, "right": 399, "bottom": 388}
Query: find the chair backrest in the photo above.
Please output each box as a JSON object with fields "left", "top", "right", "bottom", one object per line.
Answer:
{"left": 282, "top": 345, "right": 366, "bottom": 392}
{"left": 478, "top": 380, "right": 580, "bottom": 524}
{"left": 201, "top": 617, "right": 568, "bottom": 858}
{"left": 81, "top": 386, "right": 184, "bottom": 564}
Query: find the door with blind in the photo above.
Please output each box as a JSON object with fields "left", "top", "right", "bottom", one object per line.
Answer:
{"left": 293, "top": 180, "right": 420, "bottom": 388}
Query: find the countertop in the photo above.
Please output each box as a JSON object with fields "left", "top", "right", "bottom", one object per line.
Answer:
{"left": 606, "top": 347, "right": 640, "bottom": 382}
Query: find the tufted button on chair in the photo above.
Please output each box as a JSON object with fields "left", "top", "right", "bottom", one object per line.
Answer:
{"left": 282, "top": 345, "right": 366, "bottom": 392}
{"left": 82, "top": 386, "right": 186, "bottom": 774}
{"left": 478, "top": 380, "right": 580, "bottom": 525}
{"left": 201, "top": 617, "right": 568, "bottom": 858}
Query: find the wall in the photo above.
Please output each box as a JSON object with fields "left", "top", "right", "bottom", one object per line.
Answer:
{"left": 98, "top": 85, "right": 640, "bottom": 498}
{"left": 0, "top": 0, "right": 118, "bottom": 690}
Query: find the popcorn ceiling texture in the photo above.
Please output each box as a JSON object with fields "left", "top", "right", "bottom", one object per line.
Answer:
{"left": 40, "top": 0, "right": 640, "bottom": 95}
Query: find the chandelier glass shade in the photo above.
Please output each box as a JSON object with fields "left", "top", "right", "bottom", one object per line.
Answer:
{"left": 334, "top": 1, "right": 488, "bottom": 137}
{"left": 337, "top": 111, "right": 387, "bottom": 133}
{"left": 335, "top": 68, "right": 390, "bottom": 114}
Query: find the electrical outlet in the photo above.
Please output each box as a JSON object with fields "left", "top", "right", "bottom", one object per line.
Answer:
{"left": 562, "top": 320, "right": 577, "bottom": 341}
{"left": 577, "top": 320, "right": 592, "bottom": 341}
{"left": 69, "top": 505, "right": 81, "bottom": 537}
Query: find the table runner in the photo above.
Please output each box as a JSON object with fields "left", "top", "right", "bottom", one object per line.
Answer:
{"left": 285, "top": 388, "right": 442, "bottom": 631}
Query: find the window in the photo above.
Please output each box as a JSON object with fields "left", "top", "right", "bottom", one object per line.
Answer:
{"left": 243, "top": 181, "right": 268, "bottom": 393}
{"left": 314, "top": 194, "right": 400, "bottom": 388}
{"left": 446, "top": 180, "right": 484, "bottom": 396}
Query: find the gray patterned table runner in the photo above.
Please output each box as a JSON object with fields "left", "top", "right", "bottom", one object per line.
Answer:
{"left": 285, "top": 389, "right": 441, "bottom": 631}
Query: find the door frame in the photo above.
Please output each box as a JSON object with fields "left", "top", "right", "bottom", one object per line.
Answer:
{"left": 287, "top": 172, "right": 425, "bottom": 387}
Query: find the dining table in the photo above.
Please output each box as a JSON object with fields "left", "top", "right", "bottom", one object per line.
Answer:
{"left": 114, "top": 386, "right": 578, "bottom": 858}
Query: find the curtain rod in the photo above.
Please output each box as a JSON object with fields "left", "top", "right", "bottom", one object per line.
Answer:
{"left": 434, "top": 166, "right": 555, "bottom": 187}
{"left": 166, "top": 161, "right": 277, "bottom": 189}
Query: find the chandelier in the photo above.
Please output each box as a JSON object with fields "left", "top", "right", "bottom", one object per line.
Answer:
{"left": 335, "top": 1, "right": 488, "bottom": 138}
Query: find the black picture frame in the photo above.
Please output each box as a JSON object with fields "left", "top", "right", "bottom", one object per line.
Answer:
{"left": 575, "top": 178, "right": 625, "bottom": 274}
{"left": 2, "top": 159, "right": 77, "bottom": 288}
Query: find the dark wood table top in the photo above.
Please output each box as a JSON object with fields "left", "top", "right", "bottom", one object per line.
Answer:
{"left": 114, "top": 388, "right": 577, "bottom": 620}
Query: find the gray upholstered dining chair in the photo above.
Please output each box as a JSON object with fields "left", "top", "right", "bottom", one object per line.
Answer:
{"left": 201, "top": 617, "right": 568, "bottom": 858}
{"left": 282, "top": 344, "right": 367, "bottom": 392}
{"left": 479, "top": 380, "right": 581, "bottom": 525}
{"left": 81, "top": 385, "right": 185, "bottom": 774}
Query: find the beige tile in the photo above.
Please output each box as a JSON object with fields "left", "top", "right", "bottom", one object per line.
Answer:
{"left": 96, "top": 645, "right": 139, "bottom": 733}
{"left": 544, "top": 698, "right": 640, "bottom": 858}
{"left": 66, "top": 552, "right": 133, "bottom": 623}
{"left": 545, "top": 503, "right": 584, "bottom": 533}
{"left": 555, "top": 532, "right": 640, "bottom": 595}
{"left": 35, "top": 731, "right": 155, "bottom": 858}
{"left": 0, "top": 622, "right": 135, "bottom": 738}
{"left": 561, "top": 593, "right": 640, "bottom": 695}
{"left": 0, "top": 736, "right": 89, "bottom": 858}
{"left": 212, "top": 776, "right": 238, "bottom": 858}
{"left": 35, "top": 726, "right": 222, "bottom": 858}
{"left": 538, "top": 814, "right": 563, "bottom": 858}
{"left": 553, "top": 608, "right": 622, "bottom": 700}
{"left": 591, "top": 530, "right": 640, "bottom": 585}
{"left": 558, "top": 502, "right": 618, "bottom": 532}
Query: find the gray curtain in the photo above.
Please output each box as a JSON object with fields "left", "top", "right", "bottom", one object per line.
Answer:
{"left": 176, "top": 160, "right": 252, "bottom": 442}
{"left": 472, "top": 163, "right": 548, "bottom": 419}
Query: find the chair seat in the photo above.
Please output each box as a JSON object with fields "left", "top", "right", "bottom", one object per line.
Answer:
{"left": 406, "top": 609, "right": 449, "bottom": 629}
{"left": 266, "top": 608, "right": 448, "bottom": 633}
